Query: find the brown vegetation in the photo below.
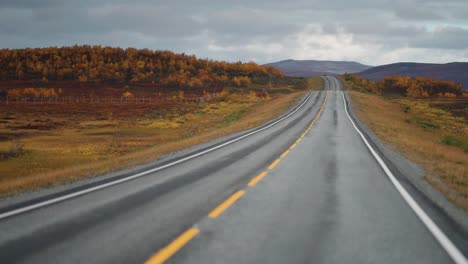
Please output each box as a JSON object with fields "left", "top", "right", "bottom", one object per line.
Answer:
{"left": 7, "top": 87, "right": 62, "bottom": 98}
{"left": 0, "top": 46, "right": 282, "bottom": 89}
{"left": 0, "top": 78, "right": 320, "bottom": 196}
{"left": 344, "top": 73, "right": 463, "bottom": 97}
{"left": 345, "top": 81, "right": 468, "bottom": 210}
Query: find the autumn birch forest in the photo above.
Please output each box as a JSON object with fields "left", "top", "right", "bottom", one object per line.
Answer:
{"left": 0, "top": 45, "right": 287, "bottom": 99}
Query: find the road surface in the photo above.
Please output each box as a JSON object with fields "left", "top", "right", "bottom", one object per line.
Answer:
{"left": 0, "top": 76, "right": 466, "bottom": 263}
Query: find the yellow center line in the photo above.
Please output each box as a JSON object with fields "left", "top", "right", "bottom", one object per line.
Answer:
{"left": 145, "top": 91, "right": 330, "bottom": 264}
{"left": 299, "top": 92, "right": 328, "bottom": 138}
{"left": 280, "top": 149, "right": 290, "bottom": 159}
{"left": 247, "top": 171, "right": 268, "bottom": 187}
{"left": 208, "top": 190, "right": 245, "bottom": 218}
{"left": 268, "top": 159, "right": 281, "bottom": 170}
{"left": 145, "top": 227, "right": 200, "bottom": 264}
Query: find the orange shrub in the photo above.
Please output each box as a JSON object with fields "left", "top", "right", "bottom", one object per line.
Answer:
{"left": 122, "top": 91, "right": 134, "bottom": 98}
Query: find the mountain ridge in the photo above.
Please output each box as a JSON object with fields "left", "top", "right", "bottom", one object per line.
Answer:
{"left": 357, "top": 62, "right": 468, "bottom": 91}
{"left": 264, "top": 59, "right": 372, "bottom": 77}
{"left": 265, "top": 59, "right": 468, "bottom": 90}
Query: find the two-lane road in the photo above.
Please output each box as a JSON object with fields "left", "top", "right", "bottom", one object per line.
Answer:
{"left": 166, "top": 77, "right": 466, "bottom": 263}
{"left": 0, "top": 77, "right": 466, "bottom": 263}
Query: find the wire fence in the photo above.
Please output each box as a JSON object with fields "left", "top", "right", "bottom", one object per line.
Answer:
{"left": 0, "top": 94, "right": 220, "bottom": 105}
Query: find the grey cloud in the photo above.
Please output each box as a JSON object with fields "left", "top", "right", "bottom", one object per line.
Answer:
{"left": 393, "top": 5, "right": 444, "bottom": 21}
{"left": 203, "top": 7, "right": 300, "bottom": 37}
{"left": 411, "top": 27, "right": 468, "bottom": 50}
{"left": 343, "top": 21, "right": 425, "bottom": 37}
{"left": 0, "top": 0, "right": 63, "bottom": 8}
{"left": 0, "top": 0, "right": 467, "bottom": 64}
{"left": 0, "top": 3, "right": 203, "bottom": 38}
{"left": 89, "top": 4, "right": 203, "bottom": 37}
{"left": 321, "top": 23, "right": 340, "bottom": 35}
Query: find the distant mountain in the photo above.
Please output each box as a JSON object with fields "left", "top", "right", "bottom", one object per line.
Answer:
{"left": 264, "top": 59, "right": 372, "bottom": 77}
{"left": 357, "top": 62, "right": 468, "bottom": 91}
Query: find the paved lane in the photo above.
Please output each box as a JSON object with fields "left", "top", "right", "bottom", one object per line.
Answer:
{"left": 0, "top": 77, "right": 466, "bottom": 264}
{"left": 166, "top": 77, "right": 462, "bottom": 264}
{"left": 0, "top": 86, "right": 325, "bottom": 263}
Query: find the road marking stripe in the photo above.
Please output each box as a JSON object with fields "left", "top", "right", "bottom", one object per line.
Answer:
{"left": 145, "top": 227, "right": 200, "bottom": 264}
{"left": 249, "top": 91, "right": 328, "bottom": 190}
{"left": 146, "top": 87, "right": 331, "bottom": 264}
{"left": 340, "top": 81, "right": 467, "bottom": 264}
{"left": 280, "top": 150, "right": 290, "bottom": 159}
{"left": 247, "top": 171, "right": 268, "bottom": 187}
{"left": 0, "top": 92, "right": 316, "bottom": 220}
{"left": 208, "top": 190, "right": 245, "bottom": 218}
{"left": 301, "top": 91, "right": 328, "bottom": 138}
{"left": 267, "top": 159, "right": 281, "bottom": 170}
{"left": 248, "top": 91, "right": 328, "bottom": 188}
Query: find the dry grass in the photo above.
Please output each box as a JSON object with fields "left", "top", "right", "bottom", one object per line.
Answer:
{"left": 307, "top": 77, "right": 324, "bottom": 91}
{"left": 0, "top": 89, "right": 308, "bottom": 196}
{"left": 348, "top": 91, "right": 468, "bottom": 210}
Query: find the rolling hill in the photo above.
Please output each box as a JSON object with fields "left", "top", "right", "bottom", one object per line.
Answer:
{"left": 264, "top": 59, "right": 372, "bottom": 77}
{"left": 0, "top": 46, "right": 282, "bottom": 90}
{"left": 357, "top": 62, "right": 468, "bottom": 91}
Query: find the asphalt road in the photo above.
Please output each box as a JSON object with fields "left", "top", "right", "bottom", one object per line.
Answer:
{"left": 0, "top": 76, "right": 466, "bottom": 263}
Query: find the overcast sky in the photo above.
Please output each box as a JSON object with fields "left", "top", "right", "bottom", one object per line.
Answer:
{"left": 1, "top": 0, "right": 467, "bottom": 65}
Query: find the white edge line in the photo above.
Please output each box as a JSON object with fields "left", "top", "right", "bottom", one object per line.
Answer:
{"left": 0, "top": 92, "right": 317, "bottom": 220}
{"left": 338, "top": 76, "right": 467, "bottom": 264}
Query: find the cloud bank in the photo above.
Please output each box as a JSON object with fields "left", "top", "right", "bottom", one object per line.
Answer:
{"left": 1, "top": 0, "right": 467, "bottom": 65}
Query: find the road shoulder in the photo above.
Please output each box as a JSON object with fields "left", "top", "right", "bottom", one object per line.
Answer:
{"left": 343, "top": 90, "right": 468, "bottom": 236}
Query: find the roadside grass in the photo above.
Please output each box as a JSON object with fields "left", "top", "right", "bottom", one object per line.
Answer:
{"left": 0, "top": 81, "right": 317, "bottom": 196}
{"left": 347, "top": 91, "right": 468, "bottom": 210}
{"left": 306, "top": 77, "right": 324, "bottom": 91}
{"left": 224, "top": 109, "right": 247, "bottom": 124}
{"left": 0, "top": 139, "right": 25, "bottom": 161}
{"left": 441, "top": 135, "right": 468, "bottom": 153}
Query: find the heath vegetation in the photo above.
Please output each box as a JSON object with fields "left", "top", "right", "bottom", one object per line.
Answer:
{"left": 344, "top": 75, "right": 468, "bottom": 210}
{"left": 0, "top": 46, "right": 321, "bottom": 195}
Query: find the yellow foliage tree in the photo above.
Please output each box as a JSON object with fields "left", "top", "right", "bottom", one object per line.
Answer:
{"left": 7, "top": 89, "right": 21, "bottom": 97}
{"left": 239, "top": 76, "right": 251, "bottom": 86}
{"left": 122, "top": 91, "right": 134, "bottom": 98}
{"left": 232, "top": 77, "right": 241, "bottom": 87}
{"left": 248, "top": 91, "right": 257, "bottom": 101}
{"left": 178, "top": 90, "right": 185, "bottom": 99}
{"left": 443, "top": 92, "right": 457, "bottom": 98}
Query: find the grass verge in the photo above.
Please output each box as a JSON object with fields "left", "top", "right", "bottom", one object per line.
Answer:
{"left": 347, "top": 90, "right": 468, "bottom": 210}
{"left": 0, "top": 85, "right": 314, "bottom": 196}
